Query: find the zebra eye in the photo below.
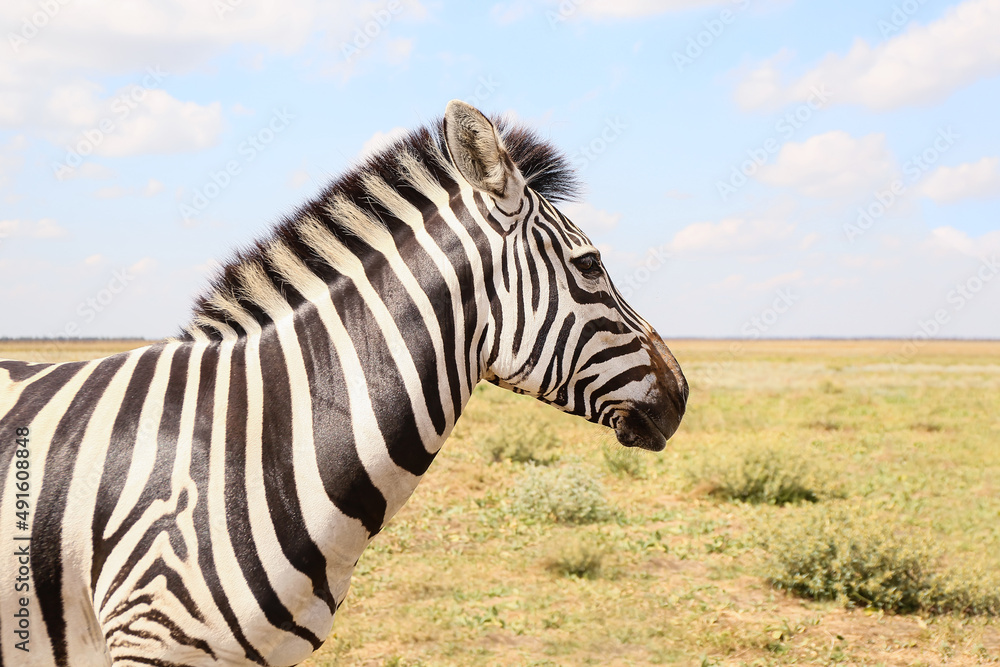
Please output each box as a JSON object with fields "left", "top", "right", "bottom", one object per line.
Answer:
{"left": 571, "top": 253, "right": 602, "bottom": 279}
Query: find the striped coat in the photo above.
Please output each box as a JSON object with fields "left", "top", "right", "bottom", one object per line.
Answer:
{"left": 0, "top": 101, "right": 687, "bottom": 666}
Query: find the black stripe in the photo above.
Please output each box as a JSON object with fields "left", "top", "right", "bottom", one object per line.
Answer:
{"left": 538, "top": 313, "right": 576, "bottom": 398}
{"left": 187, "top": 343, "right": 267, "bottom": 664}
{"left": 506, "top": 227, "right": 561, "bottom": 383}
{"left": 578, "top": 338, "right": 644, "bottom": 374}
{"left": 327, "top": 272, "right": 437, "bottom": 477}
{"left": 224, "top": 338, "right": 322, "bottom": 650}
{"left": 98, "top": 345, "right": 193, "bottom": 612}
{"left": 536, "top": 224, "right": 611, "bottom": 306}
{"left": 0, "top": 359, "right": 54, "bottom": 382}
{"left": 0, "top": 362, "right": 86, "bottom": 494}
{"left": 446, "top": 187, "right": 500, "bottom": 390}
{"left": 392, "top": 186, "right": 464, "bottom": 422}
{"left": 293, "top": 303, "right": 387, "bottom": 534}
{"left": 258, "top": 330, "right": 337, "bottom": 612}
{"left": 91, "top": 345, "right": 161, "bottom": 594}
{"left": 357, "top": 221, "right": 448, "bottom": 437}
{"left": 589, "top": 366, "right": 651, "bottom": 417}
{"left": 571, "top": 374, "right": 600, "bottom": 418}
{"left": 131, "top": 556, "right": 203, "bottom": 623}
{"left": 413, "top": 207, "right": 468, "bottom": 419}
{"left": 34, "top": 354, "right": 128, "bottom": 667}
{"left": 100, "top": 492, "right": 193, "bottom": 615}
{"left": 511, "top": 235, "right": 526, "bottom": 356}
{"left": 445, "top": 189, "right": 484, "bottom": 392}
{"left": 471, "top": 190, "right": 510, "bottom": 235}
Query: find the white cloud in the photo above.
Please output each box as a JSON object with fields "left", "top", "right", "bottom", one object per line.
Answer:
{"left": 92, "top": 179, "right": 166, "bottom": 199}
{"left": 385, "top": 38, "right": 414, "bottom": 66}
{"left": 734, "top": 0, "right": 1000, "bottom": 111}
{"left": 287, "top": 169, "right": 312, "bottom": 189}
{"left": 575, "top": 0, "right": 729, "bottom": 19}
{"left": 1, "top": 1, "right": 428, "bottom": 147}
{"left": 926, "top": 226, "right": 1000, "bottom": 257}
{"left": 747, "top": 270, "right": 803, "bottom": 291}
{"left": 94, "top": 186, "right": 129, "bottom": 200}
{"left": 75, "top": 162, "right": 117, "bottom": 180}
{"left": 1, "top": 2, "right": 424, "bottom": 75}
{"left": 359, "top": 126, "right": 410, "bottom": 160}
{"left": 490, "top": 0, "right": 725, "bottom": 23}
{"left": 668, "top": 217, "right": 795, "bottom": 254}
{"left": 490, "top": 1, "right": 533, "bottom": 24}
{"left": 129, "top": 258, "right": 158, "bottom": 275}
{"left": 142, "top": 179, "right": 165, "bottom": 197}
{"left": 799, "top": 232, "right": 820, "bottom": 251}
{"left": 0, "top": 136, "right": 26, "bottom": 189}
{"left": 98, "top": 91, "right": 224, "bottom": 157}
{"left": 559, "top": 202, "right": 622, "bottom": 234}
{"left": 756, "top": 131, "right": 896, "bottom": 198}
{"left": 10, "top": 81, "right": 224, "bottom": 158}
{"left": 917, "top": 157, "right": 1000, "bottom": 203}
{"left": 0, "top": 218, "right": 68, "bottom": 240}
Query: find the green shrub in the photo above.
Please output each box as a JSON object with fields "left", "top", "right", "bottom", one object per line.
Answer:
{"left": 481, "top": 417, "right": 561, "bottom": 465}
{"left": 544, "top": 537, "right": 605, "bottom": 579}
{"left": 603, "top": 447, "right": 647, "bottom": 479}
{"left": 510, "top": 465, "right": 612, "bottom": 524}
{"left": 756, "top": 503, "right": 1000, "bottom": 615}
{"left": 692, "top": 444, "right": 843, "bottom": 505}
{"left": 922, "top": 566, "right": 1000, "bottom": 616}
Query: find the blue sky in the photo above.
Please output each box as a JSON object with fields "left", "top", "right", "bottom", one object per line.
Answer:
{"left": 1, "top": 0, "right": 998, "bottom": 340}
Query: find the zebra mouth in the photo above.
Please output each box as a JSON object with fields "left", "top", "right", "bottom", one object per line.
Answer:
{"left": 613, "top": 405, "right": 672, "bottom": 452}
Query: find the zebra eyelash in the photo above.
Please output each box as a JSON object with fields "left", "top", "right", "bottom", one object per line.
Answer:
{"left": 570, "top": 252, "right": 603, "bottom": 279}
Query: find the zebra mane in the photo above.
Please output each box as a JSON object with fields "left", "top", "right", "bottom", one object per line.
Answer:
{"left": 181, "top": 115, "right": 581, "bottom": 342}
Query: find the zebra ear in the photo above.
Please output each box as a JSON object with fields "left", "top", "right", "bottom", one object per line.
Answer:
{"left": 444, "top": 100, "right": 525, "bottom": 208}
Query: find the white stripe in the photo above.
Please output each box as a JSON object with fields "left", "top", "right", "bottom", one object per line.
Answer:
{"left": 61, "top": 349, "right": 143, "bottom": 663}
{"left": 0, "top": 358, "right": 102, "bottom": 667}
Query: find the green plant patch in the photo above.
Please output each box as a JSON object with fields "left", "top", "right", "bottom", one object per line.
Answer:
{"left": 480, "top": 416, "right": 561, "bottom": 465}
{"left": 756, "top": 502, "right": 1000, "bottom": 615}
{"left": 602, "top": 446, "right": 647, "bottom": 479}
{"left": 543, "top": 536, "right": 605, "bottom": 579}
{"left": 691, "top": 443, "right": 845, "bottom": 505}
{"left": 510, "top": 464, "right": 613, "bottom": 524}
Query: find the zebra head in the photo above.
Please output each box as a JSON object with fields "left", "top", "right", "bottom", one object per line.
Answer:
{"left": 443, "top": 100, "right": 688, "bottom": 451}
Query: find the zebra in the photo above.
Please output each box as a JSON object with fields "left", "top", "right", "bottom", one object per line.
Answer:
{"left": 0, "top": 100, "right": 687, "bottom": 667}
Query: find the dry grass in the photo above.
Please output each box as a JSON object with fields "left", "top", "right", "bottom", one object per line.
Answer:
{"left": 0, "top": 338, "right": 152, "bottom": 363}
{"left": 6, "top": 339, "right": 1000, "bottom": 666}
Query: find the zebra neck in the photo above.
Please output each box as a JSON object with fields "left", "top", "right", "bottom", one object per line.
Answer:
{"left": 256, "top": 229, "right": 492, "bottom": 530}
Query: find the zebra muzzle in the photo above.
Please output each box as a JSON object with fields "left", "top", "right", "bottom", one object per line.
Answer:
{"left": 613, "top": 398, "right": 682, "bottom": 452}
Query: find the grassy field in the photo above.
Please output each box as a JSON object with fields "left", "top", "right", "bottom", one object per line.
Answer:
{"left": 3, "top": 339, "right": 998, "bottom": 666}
